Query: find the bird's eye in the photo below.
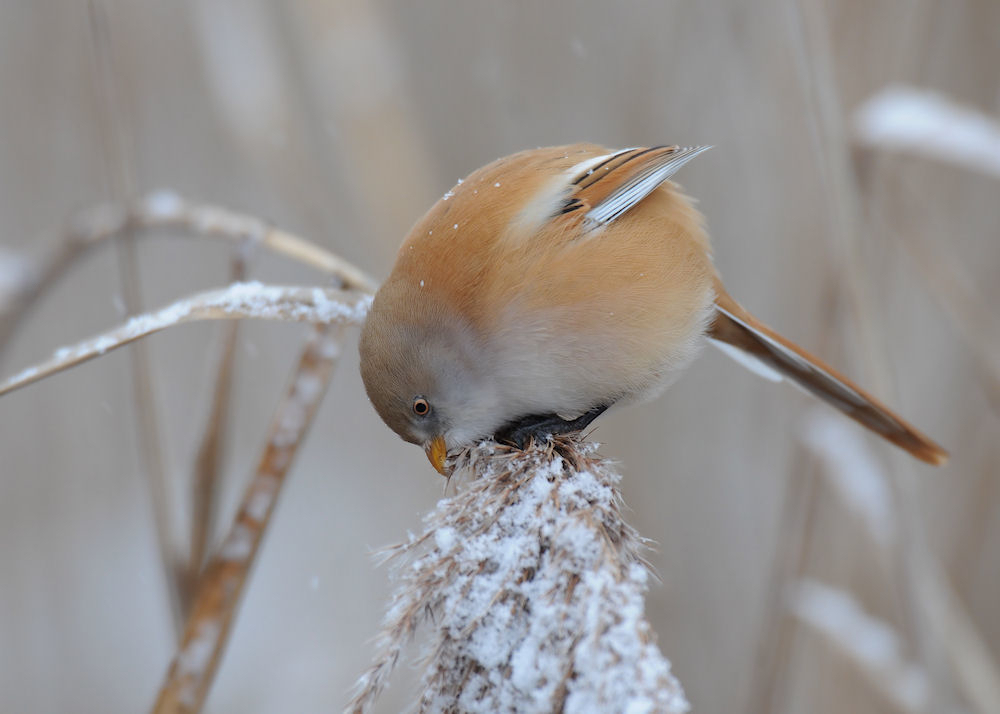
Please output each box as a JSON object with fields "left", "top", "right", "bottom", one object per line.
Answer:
{"left": 412, "top": 397, "right": 431, "bottom": 417}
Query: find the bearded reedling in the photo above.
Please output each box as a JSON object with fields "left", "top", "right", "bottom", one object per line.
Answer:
{"left": 359, "top": 144, "right": 947, "bottom": 474}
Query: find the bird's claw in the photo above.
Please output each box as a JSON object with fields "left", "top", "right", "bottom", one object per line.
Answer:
{"left": 494, "top": 404, "right": 609, "bottom": 449}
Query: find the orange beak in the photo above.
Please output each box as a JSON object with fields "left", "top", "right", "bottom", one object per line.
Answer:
{"left": 425, "top": 435, "right": 448, "bottom": 475}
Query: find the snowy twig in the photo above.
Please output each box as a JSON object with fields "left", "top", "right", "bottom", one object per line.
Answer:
{"left": 854, "top": 86, "right": 1000, "bottom": 179}
{"left": 787, "top": 579, "right": 938, "bottom": 714}
{"left": 351, "top": 438, "right": 688, "bottom": 714}
{"left": 0, "top": 190, "right": 376, "bottom": 354}
{"left": 152, "top": 324, "right": 345, "bottom": 714}
{"left": 0, "top": 183, "right": 376, "bottom": 637}
{"left": 0, "top": 281, "right": 370, "bottom": 398}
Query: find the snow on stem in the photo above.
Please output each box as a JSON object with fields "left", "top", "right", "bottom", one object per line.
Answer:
{"left": 351, "top": 438, "right": 689, "bottom": 714}
{"left": 854, "top": 85, "right": 1000, "bottom": 179}
{"left": 152, "top": 324, "right": 344, "bottom": 714}
{"left": 0, "top": 281, "right": 371, "bottom": 397}
{"left": 0, "top": 192, "right": 377, "bottom": 355}
{"left": 787, "top": 579, "right": 937, "bottom": 714}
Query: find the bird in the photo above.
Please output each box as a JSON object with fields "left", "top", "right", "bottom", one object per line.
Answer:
{"left": 358, "top": 143, "right": 948, "bottom": 474}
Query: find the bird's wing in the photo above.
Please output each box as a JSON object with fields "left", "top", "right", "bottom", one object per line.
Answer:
{"left": 560, "top": 145, "right": 711, "bottom": 227}
{"left": 710, "top": 285, "right": 948, "bottom": 466}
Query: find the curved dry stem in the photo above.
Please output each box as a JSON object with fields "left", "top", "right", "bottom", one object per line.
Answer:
{"left": 0, "top": 191, "right": 377, "bottom": 355}
{"left": 123, "top": 192, "right": 378, "bottom": 292}
{"left": 152, "top": 325, "right": 345, "bottom": 714}
{"left": 0, "top": 282, "right": 370, "bottom": 398}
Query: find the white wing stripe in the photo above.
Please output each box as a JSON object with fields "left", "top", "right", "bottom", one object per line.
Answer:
{"left": 584, "top": 146, "right": 712, "bottom": 226}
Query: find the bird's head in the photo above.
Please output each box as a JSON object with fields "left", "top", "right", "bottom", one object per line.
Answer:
{"left": 359, "top": 283, "right": 499, "bottom": 474}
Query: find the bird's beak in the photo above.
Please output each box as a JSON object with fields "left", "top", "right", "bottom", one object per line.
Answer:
{"left": 425, "top": 436, "right": 448, "bottom": 476}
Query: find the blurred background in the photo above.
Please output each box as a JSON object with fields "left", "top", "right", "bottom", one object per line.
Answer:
{"left": 0, "top": 1, "right": 998, "bottom": 712}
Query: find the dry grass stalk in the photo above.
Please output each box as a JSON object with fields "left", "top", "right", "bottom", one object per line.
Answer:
{"left": 849, "top": 83, "right": 1000, "bottom": 714}
{"left": 351, "top": 437, "right": 688, "bottom": 714}
{"left": 787, "top": 3, "right": 971, "bottom": 710}
{"left": 152, "top": 324, "right": 345, "bottom": 714}
{"left": 801, "top": 411, "right": 1000, "bottom": 714}
{"left": 0, "top": 190, "right": 376, "bottom": 353}
{"left": 850, "top": 86, "right": 1000, "bottom": 714}
{"left": 89, "top": 0, "right": 184, "bottom": 635}
{"left": 186, "top": 253, "right": 249, "bottom": 609}
{"left": 893, "top": 206, "right": 1000, "bottom": 413}
{"left": 743, "top": 453, "right": 822, "bottom": 714}
{"left": 851, "top": 90, "right": 1000, "bottom": 413}
{"left": 0, "top": 281, "right": 370, "bottom": 398}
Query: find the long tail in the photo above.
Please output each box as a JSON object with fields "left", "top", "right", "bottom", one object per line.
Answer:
{"left": 708, "top": 287, "right": 948, "bottom": 466}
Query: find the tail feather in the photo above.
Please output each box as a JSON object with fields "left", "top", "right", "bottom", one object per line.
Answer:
{"left": 709, "top": 290, "right": 948, "bottom": 466}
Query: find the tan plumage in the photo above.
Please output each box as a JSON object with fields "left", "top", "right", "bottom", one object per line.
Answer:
{"left": 359, "top": 143, "right": 947, "bottom": 472}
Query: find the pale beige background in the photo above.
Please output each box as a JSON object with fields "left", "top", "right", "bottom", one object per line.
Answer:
{"left": 0, "top": 2, "right": 997, "bottom": 713}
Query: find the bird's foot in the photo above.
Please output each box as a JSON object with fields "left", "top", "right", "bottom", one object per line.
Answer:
{"left": 494, "top": 404, "right": 609, "bottom": 449}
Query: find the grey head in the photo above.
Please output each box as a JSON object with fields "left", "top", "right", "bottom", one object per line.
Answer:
{"left": 358, "top": 284, "right": 501, "bottom": 471}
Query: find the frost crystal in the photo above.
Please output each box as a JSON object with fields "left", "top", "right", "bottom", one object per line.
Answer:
{"left": 351, "top": 439, "right": 688, "bottom": 714}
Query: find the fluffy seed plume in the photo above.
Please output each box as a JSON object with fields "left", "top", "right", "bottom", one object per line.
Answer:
{"left": 350, "top": 437, "right": 688, "bottom": 714}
